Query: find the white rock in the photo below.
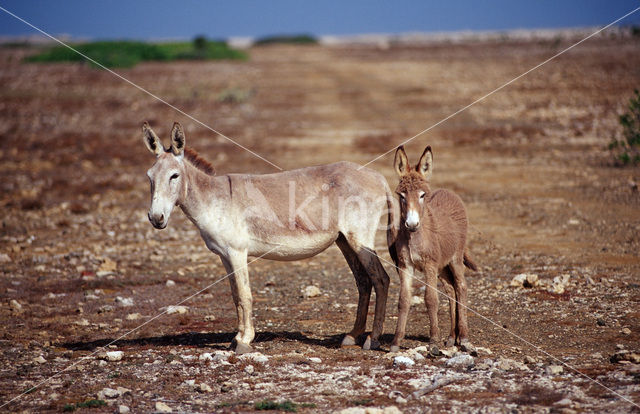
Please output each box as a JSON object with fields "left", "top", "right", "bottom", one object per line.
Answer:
{"left": 546, "top": 365, "right": 564, "bottom": 375}
{"left": 239, "top": 352, "right": 269, "bottom": 364}
{"left": 475, "top": 346, "right": 493, "bottom": 355}
{"left": 199, "top": 353, "right": 213, "bottom": 361}
{"left": 244, "top": 364, "right": 255, "bottom": 374}
{"left": 445, "top": 354, "right": 474, "bottom": 368}
{"left": 165, "top": 305, "right": 188, "bottom": 314}
{"left": 393, "top": 356, "right": 415, "bottom": 366}
{"left": 411, "top": 295, "right": 424, "bottom": 306}
{"left": 383, "top": 407, "right": 403, "bottom": 414}
{"left": 100, "top": 387, "right": 120, "bottom": 399}
{"left": 555, "top": 398, "right": 572, "bottom": 407}
{"left": 166, "top": 280, "right": 176, "bottom": 287}
{"left": 118, "top": 405, "right": 130, "bottom": 414}
{"left": 337, "top": 408, "right": 365, "bottom": 414}
{"left": 212, "top": 350, "right": 233, "bottom": 361}
{"left": 510, "top": 273, "right": 538, "bottom": 288}
{"left": 10, "top": 299, "right": 23, "bottom": 312}
{"left": 106, "top": 351, "right": 123, "bottom": 361}
{"left": 183, "top": 379, "right": 196, "bottom": 388}
{"left": 33, "top": 355, "right": 46, "bottom": 364}
{"left": 115, "top": 296, "right": 134, "bottom": 307}
{"left": 155, "top": 401, "right": 172, "bottom": 413}
{"left": 198, "top": 383, "right": 213, "bottom": 393}
{"left": 0, "top": 253, "right": 11, "bottom": 262}
{"left": 75, "top": 319, "right": 90, "bottom": 326}
{"left": 302, "top": 285, "right": 321, "bottom": 298}
{"left": 621, "top": 327, "right": 631, "bottom": 335}
{"left": 308, "top": 357, "right": 322, "bottom": 363}
{"left": 126, "top": 313, "right": 141, "bottom": 320}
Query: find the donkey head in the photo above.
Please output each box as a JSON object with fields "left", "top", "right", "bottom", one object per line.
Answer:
{"left": 393, "top": 145, "right": 433, "bottom": 232}
{"left": 142, "top": 122, "right": 187, "bottom": 229}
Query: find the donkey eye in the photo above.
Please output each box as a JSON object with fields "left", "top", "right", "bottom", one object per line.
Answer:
{"left": 170, "top": 173, "right": 179, "bottom": 181}
{"left": 419, "top": 192, "right": 426, "bottom": 199}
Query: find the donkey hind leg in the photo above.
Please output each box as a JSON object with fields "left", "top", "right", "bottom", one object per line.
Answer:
{"left": 356, "top": 247, "right": 390, "bottom": 351}
{"left": 390, "top": 264, "right": 414, "bottom": 353}
{"left": 220, "top": 257, "right": 244, "bottom": 347}
{"left": 336, "top": 235, "right": 372, "bottom": 347}
{"left": 440, "top": 266, "right": 457, "bottom": 348}
{"left": 450, "top": 258, "right": 472, "bottom": 350}
{"left": 221, "top": 251, "right": 255, "bottom": 354}
{"left": 423, "top": 264, "right": 440, "bottom": 348}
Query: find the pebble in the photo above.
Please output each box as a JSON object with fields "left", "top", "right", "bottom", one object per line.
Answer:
{"left": 100, "top": 387, "right": 120, "bottom": 399}
{"left": 126, "top": 313, "right": 142, "bottom": 320}
{"left": 155, "top": 401, "right": 172, "bottom": 413}
{"left": 33, "top": 355, "right": 46, "bottom": 364}
{"left": 199, "top": 353, "right": 213, "bottom": 361}
{"left": 198, "top": 383, "right": 213, "bottom": 393}
{"left": 244, "top": 364, "right": 255, "bottom": 374}
{"left": 166, "top": 280, "right": 176, "bottom": 287}
{"left": 510, "top": 273, "right": 539, "bottom": 288}
{"left": 115, "top": 296, "right": 134, "bottom": 307}
{"left": 10, "top": 299, "right": 23, "bottom": 313}
{"left": 239, "top": 352, "right": 269, "bottom": 364}
{"left": 106, "top": 351, "right": 124, "bottom": 361}
{"left": 308, "top": 357, "right": 322, "bottom": 364}
{"left": 118, "top": 405, "right": 130, "bottom": 414}
{"left": 555, "top": 398, "right": 573, "bottom": 407}
{"left": 621, "top": 327, "right": 631, "bottom": 335}
{"left": 393, "top": 356, "right": 415, "bottom": 367}
{"left": 445, "top": 354, "right": 474, "bottom": 368}
{"left": 75, "top": 319, "right": 90, "bottom": 326}
{"left": 165, "top": 305, "right": 188, "bottom": 314}
{"left": 411, "top": 295, "right": 423, "bottom": 306}
{"left": 0, "top": 253, "right": 11, "bottom": 262}
{"left": 302, "top": 285, "right": 321, "bottom": 298}
{"left": 546, "top": 365, "right": 564, "bottom": 375}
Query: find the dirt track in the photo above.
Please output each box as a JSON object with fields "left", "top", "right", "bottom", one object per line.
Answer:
{"left": 1, "top": 34, "right": 639, "bottom": 413}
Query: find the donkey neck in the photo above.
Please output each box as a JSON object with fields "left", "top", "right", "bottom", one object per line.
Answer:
{"left": 178, "top": 161, "right": 229, "bottom": 226}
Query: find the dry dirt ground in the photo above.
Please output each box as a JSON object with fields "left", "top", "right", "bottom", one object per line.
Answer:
{"left": 1, "top": 33, "right": 639, "bottom": 413}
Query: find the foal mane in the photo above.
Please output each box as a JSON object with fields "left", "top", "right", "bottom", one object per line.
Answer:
{"left": 184, "top": 147, "right": 215, "bottom": 176}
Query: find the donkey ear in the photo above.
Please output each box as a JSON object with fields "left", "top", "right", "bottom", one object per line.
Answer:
{"left": 170, "top": 122, "right": 185, "bottom": 156}
{"left": 142, "top": 122, "right": 163, "bottom": 156}
{"left": 394, "top": 146, "right": 410, "bottom": 177}
{"left": 416, "top": 145, "right": 433, "bottom": 180}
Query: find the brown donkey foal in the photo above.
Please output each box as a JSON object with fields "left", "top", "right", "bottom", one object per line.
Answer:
{"left": 388, "top": 145, "right": 477, "bottom": 352}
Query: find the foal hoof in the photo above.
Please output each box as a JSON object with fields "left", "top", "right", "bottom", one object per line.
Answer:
{"left": 234, "top": 342, "right": 253, "bottom": 355}
{"left": 459, "top": 339, "right": 477, "bottom": 356}
{"left": 341, "top": 335, "right": 357, "bottom": 347}
{"left": 444, "top": 337, "right": 456, "bottom": 348}
{"left": 362, "top": 336, "right": 380, "bottom": 351}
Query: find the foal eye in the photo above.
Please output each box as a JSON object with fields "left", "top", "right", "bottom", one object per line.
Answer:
{"left": 419, "top": 193, "right": 426, "bottom": 199}
{"left": 170, "top": 173, "right": 179, "bottom": 181}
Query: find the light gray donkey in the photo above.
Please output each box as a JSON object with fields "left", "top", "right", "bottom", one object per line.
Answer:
{"left": 388, "top": 145, "right": 477, "bottom": 352}
{"left": 143, "top": 122, "right": 393, "bottom": 353}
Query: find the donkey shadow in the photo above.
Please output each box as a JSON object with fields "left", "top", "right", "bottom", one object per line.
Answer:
{"left": 62, "top": 331, "right": 346, "bottom": 352}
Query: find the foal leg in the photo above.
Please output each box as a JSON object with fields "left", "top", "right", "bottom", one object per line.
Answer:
{"left": 450, "top": 258, "right": 471, "bottom": 349}
{"left": 336, "top": 236, "right": 371, "bottom": 347}
{"left": 223, "top": 250, "right": 255, "bottom": 354}
{"left": 390, "top": 263, "right": 415, "bottom": 352}
{"left": 440, "top": 266, "right": 457, "bottom": 348}
{"left": 220, "top": 257, "right": 244, "bottom": 346}
{"left": 423, "top": 264, "right": 440, "bottom": 348}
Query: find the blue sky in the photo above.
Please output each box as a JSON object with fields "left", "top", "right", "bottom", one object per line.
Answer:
{"left": 0, "top": 1, "right": 639, "bottom": 40}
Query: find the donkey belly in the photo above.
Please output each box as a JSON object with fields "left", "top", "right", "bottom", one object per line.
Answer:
{"left": 248, "top": 231, "right": 337, "bottom": 261}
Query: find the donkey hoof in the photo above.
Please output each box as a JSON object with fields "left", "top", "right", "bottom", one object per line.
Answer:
{"left": 389, "top": 345, "right": 400, "bottom": 353}
{"left": 362, "top": 336, "right": 380, "bottom": 351}
{"left": 341, "top": 335, "right": 357, "bottom": 347}
{"left": 459, "top": 339, "right": 477, "bottom": 356}
{"left": 234, "top": 342, "right": 253, "bottom": 355}
{"left": 444, "top": 337, "right": 456, "bottom": 348}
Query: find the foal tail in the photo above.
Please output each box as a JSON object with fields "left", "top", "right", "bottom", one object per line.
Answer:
{"left": 463, "top": 249, "right": 478, "bottom": 272}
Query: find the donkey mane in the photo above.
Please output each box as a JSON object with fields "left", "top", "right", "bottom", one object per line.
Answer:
{"left": 183, "top": 147, "right": 215, "bottom": 176}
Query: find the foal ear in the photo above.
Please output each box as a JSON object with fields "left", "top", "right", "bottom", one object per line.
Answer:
{"left": 142, "top": 122, "right": 163, "bottom": 156}
{"left": 416, "top": 145, "right": 433, "bottom": 180}
{"left": 170, "top": 122, "right": 186, "bottom": 156}
{"left": 394, "top": 146, "right": 410, "bottom": 177}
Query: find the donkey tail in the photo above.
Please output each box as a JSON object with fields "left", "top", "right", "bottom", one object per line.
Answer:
{"left": 386, "top": 190, "right": 399, "bottom": 268}
{"left": 463, "top": 249, "right": 478, "bottom": 272}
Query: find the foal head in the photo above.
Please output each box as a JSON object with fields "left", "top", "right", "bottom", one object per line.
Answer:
{"left": 142, "top": 122, "right": 187, "bottom": 229}
{"left": 393, "top": 145, "right": 433, "bottom": 232}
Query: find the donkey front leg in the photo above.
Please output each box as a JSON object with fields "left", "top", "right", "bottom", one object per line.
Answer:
{"left": 423, "top": 264, "right": 440, "bottom": 348}
{"left": 390, "top": 264, "right": 415, "bottom": 352}
{"left": 221, "top": 250, "right": 255, "bottom": 354}
{"left": 357, "top": 249, "right": 390, "bottom": 351}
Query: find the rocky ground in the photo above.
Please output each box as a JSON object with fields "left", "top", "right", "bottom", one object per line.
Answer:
{"left": 1, "top": 32, "right": 639, "bottom": 413}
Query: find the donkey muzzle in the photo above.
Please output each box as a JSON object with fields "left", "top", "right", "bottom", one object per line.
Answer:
{"left": 148, "top": 212, "right": 167, "bottom": 229}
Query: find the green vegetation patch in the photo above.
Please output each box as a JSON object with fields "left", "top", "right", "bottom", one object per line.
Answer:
{"left": 25, "top": 36, "right": 246, "bottom": 68}
{"left": 62, "top": 399, "right": 107, "bottom": 412}
{"left": 254, "top": 399, "right": 299, "bottom": 412}
{"left": 254, "top": 34, "right": 318, "bottom": 46}
{"left": 609, "top": 89, "right": 640, "bottom": 165}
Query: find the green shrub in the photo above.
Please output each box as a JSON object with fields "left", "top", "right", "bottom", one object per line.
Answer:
{"left": 25, "top": 37, "right": 246, "bottom": 68}
{"left": 609, "top": 89, "right": 640, "bottom": 165}
{"left": 62, "top": 399, "right": 106, "bottom": 411}
{"left": 254, "top": 34, "right": 318, "bottom": 46}
{"left": 254, "top": 399, "right": 298, "bottom": 412}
